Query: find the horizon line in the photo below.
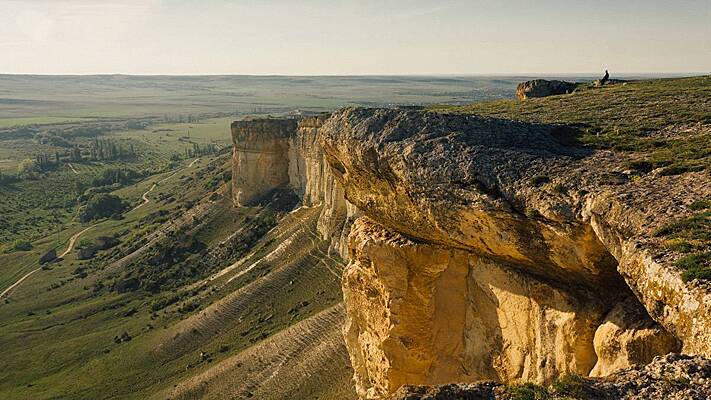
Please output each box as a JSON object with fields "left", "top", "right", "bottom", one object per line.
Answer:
{"left": 0, "top": 72, "right": 708, "bottom": 78}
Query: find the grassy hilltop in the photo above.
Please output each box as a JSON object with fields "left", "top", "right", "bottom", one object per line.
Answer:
{"left": 433, "top": 76, "right": 711, "bottom": 175}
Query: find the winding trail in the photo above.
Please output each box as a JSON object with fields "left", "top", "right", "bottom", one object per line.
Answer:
{"left": 1, "top": 225, "right": 94, "bottom": 299}
{"left": 131, "top": 183, "right": 158, "bottom": 211}
{"left": 0, "top": 268, "right": 40, "bottom": 298}
{"left": 2, "top": 158, "right": 201, "bottom": 299}
{"left": 131, "top": 158, "right": 200, "bottom": 212}
{"left": 59, "top": 226, "right": 94, "bottom": 258}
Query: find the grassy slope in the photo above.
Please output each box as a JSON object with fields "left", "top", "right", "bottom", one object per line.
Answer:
{"left": 0, "top": 155, "right": 353, "bottom": 399}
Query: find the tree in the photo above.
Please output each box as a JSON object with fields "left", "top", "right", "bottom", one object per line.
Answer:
{"left": 80, "top": 193, "right": 128, "bottom": 222}
{"left": 17, "top": 158, "right": 37, "bottom": 177}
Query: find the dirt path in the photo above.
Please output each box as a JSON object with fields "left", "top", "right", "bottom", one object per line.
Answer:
{"left": 131, "top": 183, "right": 157, "bottom": 211}
{"left": 131, "top": 158, "right": 199, "bottom": 212}
{"left": 2, "top": 158, "right": 202, "bottom": 298}
{"left": 0, "top": 268, "right": 41, "bottom": 298}
{"left": 59, "top": 226, "right": 94, "bottom": 258}
{"left": 1, "top": 225, "right": 94, "bottom": 299}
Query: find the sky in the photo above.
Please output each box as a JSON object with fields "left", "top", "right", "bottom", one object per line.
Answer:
{"left": 1, "top": 0, "right": 709, "bottom": 75}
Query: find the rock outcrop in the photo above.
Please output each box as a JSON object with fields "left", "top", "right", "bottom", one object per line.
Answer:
{"left": 343, "top": 217, "right": 607, "bottom": 397}
{"left": 231, "top": 119, "right": 296, "bottom": 206}
{"left": 231, "top": 107, "right": 710, "bottom": 399}
{"left": 389, "top": 354, "right": 711, "bottom": 400}
{"left": 590, "top": 297, "right": 679, "bottom": 377}
{"left": 232, "top": 116, "right": 357, "bottom": 258}
{"left": 515, "top": 79, "right": 577, "bottom": 100}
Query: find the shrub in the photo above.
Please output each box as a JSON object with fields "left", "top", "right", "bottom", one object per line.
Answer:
{"left": 80, "top": 194, "right": 128, "bottom": 222}
{"left": 12, "top": 239, "right": 33, "bottom": 252}
{"left": 16, "top": 159, "right": 39, "bottom": 179}
{"left": 677, "top": 252, "right": 711, "bottom": 282}
{"left": 551, "top": 374, "right": 588, "bottom": 398}
{"left": 504, "top": 383, "right": 549, "bottom": 400}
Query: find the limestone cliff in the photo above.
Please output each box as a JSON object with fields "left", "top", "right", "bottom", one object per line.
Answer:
{"left": 232, "top": 116, "right": 357, "bottom": 258}
{"left": 232, "top": 106, "right": 710, "bottom": 399}
{"left": 231, "top": 119, "right": 296, "bottom": 206}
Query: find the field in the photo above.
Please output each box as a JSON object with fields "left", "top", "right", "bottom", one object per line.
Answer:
{"left": 0, "top": 75, "right": 530, "bottom": 124}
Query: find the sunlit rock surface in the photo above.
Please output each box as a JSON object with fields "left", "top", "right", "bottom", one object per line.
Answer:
{"left": 232, "top": 109, "right": 710, "bottom": 399}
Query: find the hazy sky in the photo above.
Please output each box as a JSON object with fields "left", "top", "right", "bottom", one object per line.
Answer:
{"left": 1, "top": 0, "right": 709, "bottom": 75}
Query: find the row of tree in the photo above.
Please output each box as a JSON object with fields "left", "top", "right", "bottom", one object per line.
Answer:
{"left": 89, "top": 138, "right": 137, "bottom": 161}
{"left": 183, "top": 142, "right": 219, "bottom": 159}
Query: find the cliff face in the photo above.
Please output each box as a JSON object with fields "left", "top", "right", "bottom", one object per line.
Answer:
{"left": 232, "top": 109, "right": 710, "bottom": 399}
{"left": 232, "top": 116, "right": 357, "bottom": 258}
{"left": 231, "top": 119, "right": 296, "bottom": 206}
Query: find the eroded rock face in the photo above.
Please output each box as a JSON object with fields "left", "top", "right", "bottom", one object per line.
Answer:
{"left": 317, "top": 109, "right": 709, "bottom": 397}
{"left": 231, "top": 119, "right": 296, "bottom": 206}
{"left": 344, "top": 218, "right": 609, "bottom": 398}
{"left": 590, "top": 297, "right": 680, "bottom": 377}
{"left": 515, "top": 79, "right": 577, "bottom": 100}
{"left": 232, "top": 115, "right": 357, "bottom": 258}
{"left": 232, "top": 109, "right": 710, "bottom": 399}
{"left": 319, "top": 108, "right": 622, "bottom": 287}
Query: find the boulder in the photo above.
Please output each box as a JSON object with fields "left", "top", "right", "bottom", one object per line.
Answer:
{"left": 516, "top": 79, "right": 577, "bottom": 100}
{"left": 39, "top": 248, "right": 57, "bottom": 264}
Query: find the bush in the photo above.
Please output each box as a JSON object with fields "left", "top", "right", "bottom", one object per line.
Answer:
{"left": 678, "top": 252, "right": 711, "bottom": 282}
{"left": 91, "top": 168, "right": 142, "bottom": 187}
{"left": 12, "top": 239, "right": 33, "bottom": 252}
{"left": 16, "top": 159, "right": 38, "bottom": 178}
{"left": 39, "top": 248, "right": 57, "bottom": 263}
{"left": 551, "top": 374, "right": 588, "bottom": 398}
{"left": 80, "top": 194, "right": 128, "bottom": 222}
{"left": 504, "top": 383, "right": 549, "bottom": 400}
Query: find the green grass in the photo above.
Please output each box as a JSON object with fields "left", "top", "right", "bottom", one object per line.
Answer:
{"left": 504, "top": 383, "right": 550, "bottom": 400}
{"left": 431, "top": 76, "right": 711, "bottom": 174}
{"left": 0, "top": 116, "right": 96, "bottom": 128}
{"left": 0, "top": 115, "right": 232, "bottom": 247}
{"left": 0, "top": 166, "right": 345, "bottom": 399}
{"left": 654, "top": 200, "right": 710, "bottom": 281}
{"left": 0, "top": 155, "right": 227, "bottom": 397}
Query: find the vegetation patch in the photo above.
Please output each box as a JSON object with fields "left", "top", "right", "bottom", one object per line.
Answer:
{"left": 655, "top": 201, "right": 710, "bottom": 281}
{"left": 80, "top": 193, "right": 128, "bottom": 222}
{"left": 503, "top": 382, "right": 550, "bottom": 400}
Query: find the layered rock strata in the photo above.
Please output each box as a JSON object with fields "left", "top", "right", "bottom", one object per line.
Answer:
{"left": 232, "top": 116, "right": 357, "bottom": 257}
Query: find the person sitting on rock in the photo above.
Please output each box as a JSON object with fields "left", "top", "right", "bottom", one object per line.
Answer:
{"left": 600, "top": 70, "right": 609, "bottom": 85}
